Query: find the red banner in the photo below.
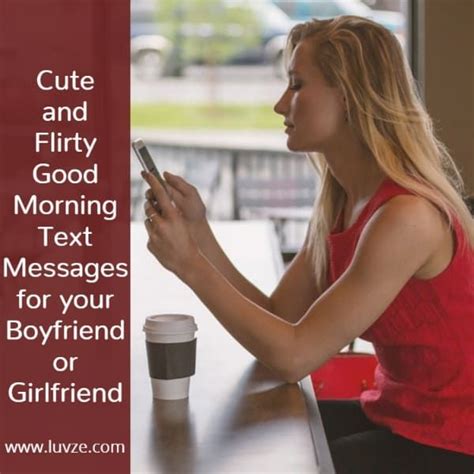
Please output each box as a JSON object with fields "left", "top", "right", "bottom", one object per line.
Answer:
{"left": 0, "top": 1, "right": 130, "bottom": 472}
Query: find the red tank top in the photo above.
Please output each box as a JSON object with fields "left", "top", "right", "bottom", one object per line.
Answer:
{"left": 327, "top": 179, "right": 474, "bottom": 455}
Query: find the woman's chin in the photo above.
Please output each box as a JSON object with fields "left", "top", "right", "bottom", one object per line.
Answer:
{"left": 286, "top": 139, "right": 311, "bottom": 153}
{"left": 286, "top": 137, "right": 321, "bottom": 153}
{"left": 286, "top": 137, "right": 300, "bottom": 152}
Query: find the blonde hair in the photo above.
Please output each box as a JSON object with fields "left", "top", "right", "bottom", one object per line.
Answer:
{"left": 284, "top": 16, "right": 474, "bottom": 292}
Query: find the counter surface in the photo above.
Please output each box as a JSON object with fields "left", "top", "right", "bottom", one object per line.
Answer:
{"left": 131, "top": 221, "right": 335, "bottom": 473}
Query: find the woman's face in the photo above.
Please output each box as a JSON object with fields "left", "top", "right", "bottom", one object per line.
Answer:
{"left": 274, "top": 39, "right": 346, "bottom": 153}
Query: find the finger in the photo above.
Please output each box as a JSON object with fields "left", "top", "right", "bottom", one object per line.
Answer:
{"left": 164, "top": 185, "right": 176, "bottom": 202}
{"left": 148, "top": 184, "right": 180, "bottom": 211}
{"left": 142, "top": 171, "right": 175, "bottom": 217}
{"left": 144, "top": 216, "right": 153, "bottom": 233}
{"left": 145, "top": 188, "right": 157, "bottom": 202}
{"left": 144, "top": 199, "right": 160, "bottom": 216}
{"left": 144, "top": 214, "right": 158, "bottom": 228}
{"left": 144, "top": 201, "right": 164, "bottom": 225}
{"left": 144, "top": 213, "right": 163, "bottom": 235}
{"left": 167, "top": 187, "right": 185, "bottom": 209}
{"left": 144, "top": 217, "right": 157, "bottom": 243}
{"left": 144, "top": 200, "right": 156, "bottom": 217}
{"left": 163, "top": 171, "right": 193, "bottom": 197}
{"left": 161, "top": 180, "right": 185, "bottom": 201}
{"left": 145, "top": 188, "right": 162, "bottom": 214}
{"left": 164, "top": 184, "right": 184, "bottom": 208}
{"left": 146, "top": 239, "right": 155, "bottom": 255}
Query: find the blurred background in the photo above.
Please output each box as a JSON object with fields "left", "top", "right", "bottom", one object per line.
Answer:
{"left": 130, "top": 0, "right": 409, "bottom": 260}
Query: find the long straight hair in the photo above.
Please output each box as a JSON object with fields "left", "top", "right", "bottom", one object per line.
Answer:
{"left": 285, "top": 16, "right": 474, "bottom": 292}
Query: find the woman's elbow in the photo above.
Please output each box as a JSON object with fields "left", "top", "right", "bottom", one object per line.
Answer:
{"left": 271, "top": 327, "right": 310, "bottom": 383}
{"left": 282, "top": 373, "right": 303, "bottom": 384}
{"left": 278, "top": 354, "right": 308, "bottom": 384}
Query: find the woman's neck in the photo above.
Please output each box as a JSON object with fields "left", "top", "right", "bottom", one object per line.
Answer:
{"left": 323, "top": 136, "right": 386, "bottom": 206}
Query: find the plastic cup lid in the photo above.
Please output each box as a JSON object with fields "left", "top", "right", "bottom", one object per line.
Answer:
{"left": 143, "top": 314, "right": 198, "bottom": 335}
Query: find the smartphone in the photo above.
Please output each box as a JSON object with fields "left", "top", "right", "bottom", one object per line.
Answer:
{"left": 132, "top": 138, "right": 167, "bottom": 189}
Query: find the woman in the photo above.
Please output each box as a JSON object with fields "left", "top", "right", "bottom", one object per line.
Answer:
{"left": 142, "top": 16, "right": 473, "bottom": 473}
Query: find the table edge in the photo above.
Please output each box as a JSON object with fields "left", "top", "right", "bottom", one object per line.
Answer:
{"left": 299, "top": 377, "right": 336, "bottom": 474}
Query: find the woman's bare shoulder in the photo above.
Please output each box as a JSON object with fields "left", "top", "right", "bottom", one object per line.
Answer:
{"left": 374, "top": 194, "right": 449, "bottom": 239}
{"left": 353, "top": 194, "right": 452, "bottom": 279}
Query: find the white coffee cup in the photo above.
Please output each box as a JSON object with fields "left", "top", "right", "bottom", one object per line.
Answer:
{"left": 143, "top": 314, "right": 198, "bottom": 400}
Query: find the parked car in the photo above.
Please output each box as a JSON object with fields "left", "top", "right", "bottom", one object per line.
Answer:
{"left": 130, "top": 0, "right": 294, "bottom": 78}
{"left": 226, "top": 0, "right": 294, "bottom": 65}
{"left": 131, "top": 0, "right": 171, "bottom": 78}
{"left": 272, "top": 0, "right": 405, "bottom": 35}
{"left": 263, "top": 34, "right": 290, "bottom": 78}
{"left": 131, "top": 35, "right": 172, "bottom": 79}
{"left": 270, "top": 0, "right": 406, "bottom": 76}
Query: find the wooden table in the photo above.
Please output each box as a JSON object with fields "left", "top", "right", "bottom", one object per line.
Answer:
{"left": 131, "top": 221, "right": 335, "bottom": 473}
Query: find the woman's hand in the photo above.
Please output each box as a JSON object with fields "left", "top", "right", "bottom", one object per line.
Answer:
{"left": 143, "top": 171, "right": 202, "bottom": 279}
{"left": 145, "top": 171, "right": 208, "bottom": 244}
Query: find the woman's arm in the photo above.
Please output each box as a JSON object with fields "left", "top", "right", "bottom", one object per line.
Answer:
{"left": 195, "top": 220, "right": 318, "bottom": 323}
{"left": 151, "top": 172, "right": 318, "bottom": 322}
{"left": 144, "top": 172, "right": 446, "bottom": 382}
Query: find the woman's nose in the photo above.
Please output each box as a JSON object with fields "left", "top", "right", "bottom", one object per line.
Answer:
{"left": 273, "top": 89, "right": 289, "bottom": 116}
